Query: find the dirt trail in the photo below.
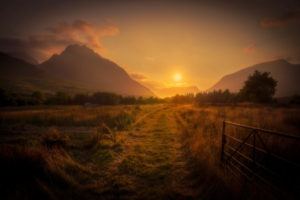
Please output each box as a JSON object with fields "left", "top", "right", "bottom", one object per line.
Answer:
{"left": 98, "top": 105, "right": 196, "bottom": 199}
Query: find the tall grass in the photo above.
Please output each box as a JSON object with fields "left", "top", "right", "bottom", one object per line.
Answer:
{"left": 0, "top": 105, "right": 136, "bottom": 129}
{"left": 176, "top": 105, "right": 300, "bottom": 200}
{"left": 0, "top": 144, "right": 92, "bottom": 199}
{"left": 0, "top": 105, "right": 144, "bottom": 199}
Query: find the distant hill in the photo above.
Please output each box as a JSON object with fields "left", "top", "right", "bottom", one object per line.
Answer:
{"left": 208, "top": 60, "right": 300, "bottom": 97}
{"left": 0, "top": 52, "right": 42, "bottom": 76}
{"left": 7, "top": 51, "right": 39, "bottom": 65}
{"left": 39, "top": 45, "right": 154, "bottom": 96}
{"left": 153, "top": 86, "right": 200, "bottom": 98}
{"left": 0, "top": 45, "right": 154, "bottom": 96}
{"left": 0, "top": 52, "right": 87, "bottom": 94}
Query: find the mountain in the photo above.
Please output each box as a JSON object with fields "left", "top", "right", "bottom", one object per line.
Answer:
{"left": 208, "top": 59, "right": 300, "bottom": 97}
{"left": 7, "top": 51, "right": 39, "bottom": 65}
{"left": 0, "top": 52, "right": 87, "bottom": 94}
{"left": 153, "top": 86, "right": 200, "bottom": 98}
{"left": 39, "top": 45, "right": 154, "bottom": 96}
{"left": 0, "top": 52, "right": 42, "bottom": 76}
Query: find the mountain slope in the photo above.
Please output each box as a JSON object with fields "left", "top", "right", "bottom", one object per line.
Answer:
{"left": 208, "top": 60, "right": 300, "bottom": 97}
{"left": 7, "top": 51, "right": 39, "bottom": 65}
{"left": 0, "top": 52, "right": 97, "bottom": 94}
{"left": 0, "top": 52, "right": 41, "bottom": 76}
{"left": 39, "top": 45, "right": 154, "bottom": 96}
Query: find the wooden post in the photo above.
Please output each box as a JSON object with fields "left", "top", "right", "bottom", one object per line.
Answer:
{"left": 253, "top": 131, "right": 256, "bottom": 167}
{"left": 221, "top": 120, "right": 226, "bottom": 162}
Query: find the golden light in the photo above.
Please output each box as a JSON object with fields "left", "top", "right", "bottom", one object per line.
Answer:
{"left": 173, "top": 73, "right": 182, "bottom": 82}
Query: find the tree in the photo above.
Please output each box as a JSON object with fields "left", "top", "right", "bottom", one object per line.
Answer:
{"left": 239, "top": 70, "right": 277, "bottom": 103}
{"left": 0, "top": 88, "right": 9, "bottom": 106}
{"left": 31, "top": 91, "right": 44, "bottom": 105}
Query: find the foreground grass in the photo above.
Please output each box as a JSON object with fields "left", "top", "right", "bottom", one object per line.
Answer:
{"left": 0, "top": 104, "right": 299, "bottom": 199}
{"left": 176, "top": 105, "right": 300, "bottom": 200}
{"left": 0, "top": 104, "right": 170, "bottom": 199}
{"left": 0, "top": 105, "right": 141, "bottom": 128}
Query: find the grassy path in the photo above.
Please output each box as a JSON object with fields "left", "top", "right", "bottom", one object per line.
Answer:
{"left": 98, "top": 105, "right": 195, "bottom": 199}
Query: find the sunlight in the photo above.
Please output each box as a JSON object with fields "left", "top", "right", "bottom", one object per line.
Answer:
{"left": 173, "top": 73, "right": 182, "bottom": 82}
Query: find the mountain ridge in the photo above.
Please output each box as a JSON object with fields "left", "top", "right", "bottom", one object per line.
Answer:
{"left": 39, "top": 44, "right": 154, "bottom": 96}
{"left": 0, "top": 45, "right": 154, "bottom": 96}
{"left": 208, "top": 59, "right": 300, "bottom": 97}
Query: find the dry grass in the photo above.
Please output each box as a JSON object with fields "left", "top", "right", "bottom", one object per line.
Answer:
{"left": 0, "top": 104, "right": 166, "bottom": 199}
{"left": 0, "top": 105, "right": 138, "bottom": 128}
{"left": 42, "top": 127, "right": 71, "bottom": 148}
{"left": 0, "top": 144, "right": 93, "bottom": 200}
{"left": 176, "top": 105, "right": 300, "bottom": 200}
{"left": 0, "top": 104, "right": 299, "bottom": 199}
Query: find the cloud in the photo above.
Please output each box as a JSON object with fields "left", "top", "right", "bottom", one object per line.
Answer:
{"left": 130, "top": 72, "right": 148, "bottom": 80}
{"left": 130, "top": 72, "right": 165, "bottom": 90}
{"left": 260, "top": 11, "right": 300, "bottom": 28}
{"left": 243, "top": 44, "right": 256, "bottom": 54}
{"left": 0, "top": 20, "right": 119, "bottom": 62}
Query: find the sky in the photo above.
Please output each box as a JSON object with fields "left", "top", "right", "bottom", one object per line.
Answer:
{"left": 0, "top": 0, "right": 300, "bottom": 91}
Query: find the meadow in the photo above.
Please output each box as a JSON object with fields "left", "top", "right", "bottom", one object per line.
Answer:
{"left": 0, "top": 104, "right": 299, "bottom": 199}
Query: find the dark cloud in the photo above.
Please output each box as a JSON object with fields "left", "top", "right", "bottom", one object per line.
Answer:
{"left": 0, "top": 20, "right": 119, "bottom": 62}
{"left": 260, "top": 10, "right": 300, "bottom": 28}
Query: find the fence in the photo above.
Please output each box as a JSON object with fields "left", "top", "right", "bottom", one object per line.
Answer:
{"left": 220, "top": 120, "right": 300, "bottom": 195}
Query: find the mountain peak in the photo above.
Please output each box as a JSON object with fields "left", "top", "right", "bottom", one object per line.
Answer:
{"left": 39, "top": 44, "right": 154, "bottom": 96}
{"left": 62, "top": 44, "right": 99, "bottom": 58}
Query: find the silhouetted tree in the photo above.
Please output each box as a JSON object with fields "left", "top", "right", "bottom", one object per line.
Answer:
{"left": 0, "top": 88, "right": 10, "bottom": 106}
{"left": 195, "top": 90, "right": 236, "bottom": 104}
{"left": 31, "top": 91, "right": 44, "bottom": 105}
{"left": 73, "top": 93, "right": 90, "bottom": 105}
{"left": 92, "top": 92, "right": 120, "bottom": 105}
{"left": 121, "top": 96, "right": 136, "bottom": 105}
{"left": 239, "top": 70, "right": 277, "bottom": 103}
{"left": 45, "top": 91, "right": 71, "bottom": 105}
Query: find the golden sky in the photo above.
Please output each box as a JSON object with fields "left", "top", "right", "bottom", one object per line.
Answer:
{"left": 0, "top": 0, "right": 299, "bottom": 90}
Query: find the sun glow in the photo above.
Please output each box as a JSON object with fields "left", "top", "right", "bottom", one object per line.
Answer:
{"left": 173, "top": 73, "right": 182, "bottom": 82}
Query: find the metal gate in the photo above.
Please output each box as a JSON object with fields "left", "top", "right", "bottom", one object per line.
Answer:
{"left": 220, "top": 120, "right": 300, "bottom": 195}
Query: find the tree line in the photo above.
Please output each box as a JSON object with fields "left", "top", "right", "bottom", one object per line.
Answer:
{"left": 170, "top": 70, "right": 299, "bottom": 105}
{"left": 1, "top": 70, "right": 299, "bottom": 106}
{"left": 0, "top": 90, "right": 165, "bottom": 107}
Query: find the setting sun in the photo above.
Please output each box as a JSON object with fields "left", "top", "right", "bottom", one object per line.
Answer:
{"left": 173, "top": 73, "right": 182, "bottom": 82}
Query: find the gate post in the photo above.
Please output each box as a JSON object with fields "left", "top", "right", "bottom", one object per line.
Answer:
{"left": 252, "top": 130, "right": 256, "bottom": 167}
{"left": 221, "top": 120, "right": 226, "bottom": 162}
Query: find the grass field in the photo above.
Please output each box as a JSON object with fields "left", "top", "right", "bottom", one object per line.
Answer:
{"left": 0, "top": 104, "right": 299, "bottom": 199}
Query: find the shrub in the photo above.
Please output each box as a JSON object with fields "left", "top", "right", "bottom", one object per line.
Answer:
{"left": 111, "top": 111, "right": 135, "bottom": 131}
{"left": 42, "top": 128, "right": 70, "bottom": 148}
{"left": 86, "top": 123, "right": 116, "bottom": 148}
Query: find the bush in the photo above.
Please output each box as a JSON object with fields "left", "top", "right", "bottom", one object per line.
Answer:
{"left": 86, "top": 123, "right": 116, "bottom": 148}
{"left": 111, "top": 111, "right": 135, "bottom": 130}
{"left": 42, "top": 128, "right": 70, "bottom": 148}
